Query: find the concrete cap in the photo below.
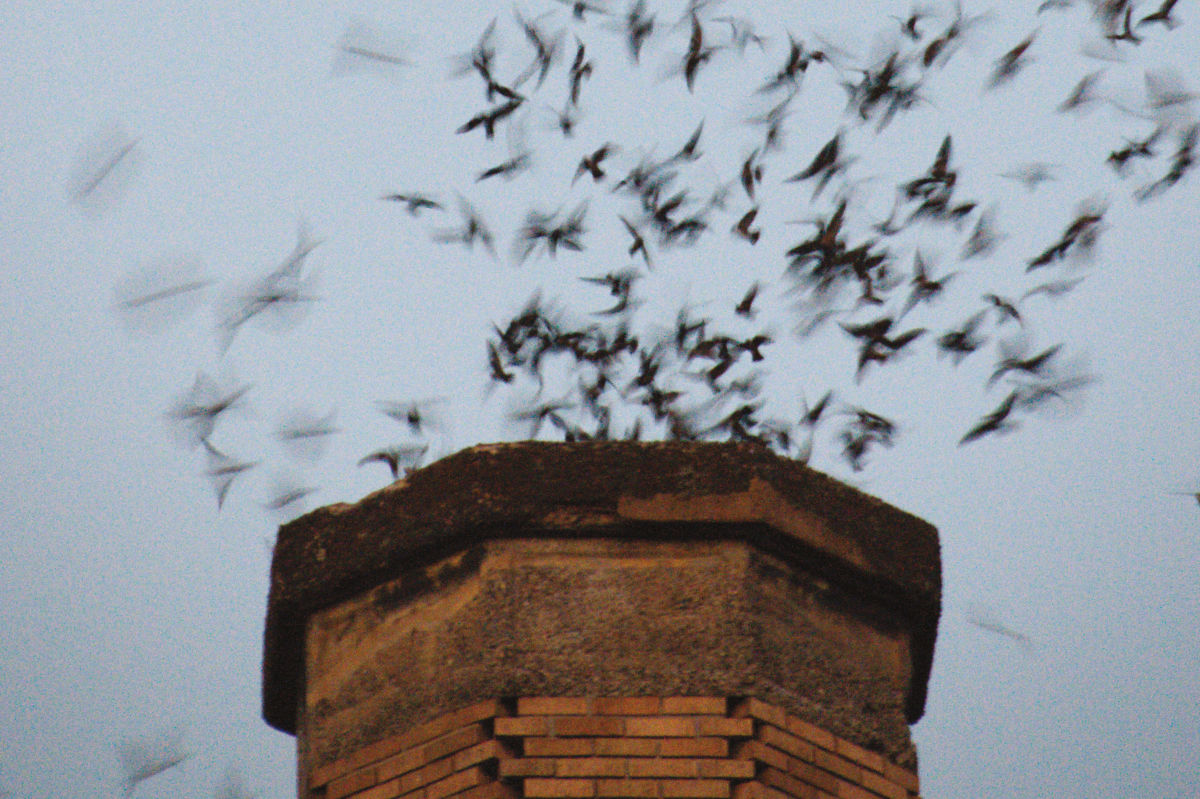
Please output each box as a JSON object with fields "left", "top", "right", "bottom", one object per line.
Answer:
{"left": 262, "top": 441, "right": 940, "bottom": 734}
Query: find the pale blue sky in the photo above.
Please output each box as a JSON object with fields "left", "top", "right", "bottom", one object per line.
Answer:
{"left": 1, "top": 1, "right": 1199, "bottom": 798}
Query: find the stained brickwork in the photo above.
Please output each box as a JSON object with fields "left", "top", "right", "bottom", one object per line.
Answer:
{"left": 306, "top": 698, "right": 919, "bottom": 799}
{"left": 267, "top": 443, "right": 939, "bottom": 799}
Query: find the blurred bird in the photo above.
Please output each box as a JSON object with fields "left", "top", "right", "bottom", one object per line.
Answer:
{"left": 990, "top": 340, "right": 1062, "bottom": 386}
{"left": 620, "top": 215, "right": 652, "bottom": 266}
{"left": 937, "top": 312, "right": 987, "bottom": 364}
{"left": 575, "top": 143, "right": 617, "bottom": 183}
{"left": 381, "top": 193, "right": 443, "bottom": 215}
{"left": 202, "top": 439, "right": 258, "bottom": 510}
{"left": 477, "top": 152, "right": 532, "bottom": 182}
{"left": 568, "top": 36, "right": 593, "bottom": 104}
{"left": 682, "top": 12, "right": 717, "bottom": 91}
{"left": 732, "top": 207, "right": 761, "bottom": 244}
{"left": 376, "top": 398, "right": 448, "bottom": 433}
{"left": 620, "top": 0, "right": 656, "bottom": 62}
{"left": 113, "top": 257, "right": 212, "bottom": 335}
{"left": 787, "top": 131, "right": 851, "bottom": 197}
{"left": 988, "top": 30, "right": 1037, "bottom": 88}
{"left": 1000, "top": 162, "right": 1057, "bottom": 190}
{"left": 117, "top": 731, "right": 192, "bottom": 796}
{"left": 335, "top": 22, "right": 409, "bottom": 70}
{"left": 168, "top": 373, "right": 252, "bottom": 447}
{"left": 1058, "top": 70, "right": 1104, "bottom": 112}
{"left": 358, "top": 444, "right": 429, "bottom": 480}
{"left": 274, "top": 408, "right": 339, "bottom": 463}
{"left": 69, "top": 127, "right": 140, "bottom": 208}
{"left": 959, "top": 392, "right": 1019, "bottom": 444}
{"left": 1139, "top": 0, "right": 1180, "bottom": 29}
{"left": 734, "top": 282, "right": 761, "bottom": 318}
{"left": 1169, "top": 490, "right": 1200, "bottom": 507}
{"left": 433, "top": 196, "right": 496, "bottom": 256}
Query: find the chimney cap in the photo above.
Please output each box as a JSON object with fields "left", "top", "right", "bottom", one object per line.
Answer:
{"left": 262, "top": 440, "right": 940, "bottom": 733}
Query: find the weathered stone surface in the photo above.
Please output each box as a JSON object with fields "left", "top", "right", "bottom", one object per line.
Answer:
{"left": 263, "top": 441, "right": 940, "bottom": 770}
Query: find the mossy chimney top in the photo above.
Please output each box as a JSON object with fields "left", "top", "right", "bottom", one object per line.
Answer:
{"left": 262, "top": 440, "right": 940, "bottom": 733}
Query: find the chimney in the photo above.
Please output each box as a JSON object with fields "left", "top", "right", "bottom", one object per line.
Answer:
{"left": 262, "top": 441, "right": 941, "bottom": 799}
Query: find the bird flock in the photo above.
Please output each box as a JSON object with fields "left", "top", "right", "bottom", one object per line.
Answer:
{"left": 72, "top": 0, "right": 1198, "bottom": 523}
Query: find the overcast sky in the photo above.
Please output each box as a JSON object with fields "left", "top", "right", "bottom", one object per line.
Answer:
{"left": 2, "top": 1, "right": 1199, "bottom": 798}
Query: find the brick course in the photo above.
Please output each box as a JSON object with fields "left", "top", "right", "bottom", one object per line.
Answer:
{"left": 306, "top": 698, "right": 919, "bottom": 799}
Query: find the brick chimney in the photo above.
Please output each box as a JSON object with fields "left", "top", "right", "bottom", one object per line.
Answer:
{"left": 262, "top": 441, "right": 940, "bottom": 799}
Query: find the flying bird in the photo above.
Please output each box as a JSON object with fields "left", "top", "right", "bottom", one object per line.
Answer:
{"left": 376, "top": 397, "right": 449, "bottom": 433}
{"left": 358, "top": 444, "right": 429, "bottom": 480}
{"left": 202, "top": 439, "right": 258, "bottom": 510}
{"left": 732, "top": 207, "right": 761, "bottom": 244}
{"left": 381, "top": 193, "right": 443, "bottom": 215}
{"left": 786, "top": 131, "right": 850, "bottom": 197}
{"left": 117, "top": 731, "right": 193, "bottom": 796}
{"left": 959, "top": 392, "right": 1019, "bottom": 445}
{"left": 988, "top": 29, "right": 1036, "bottom": 88}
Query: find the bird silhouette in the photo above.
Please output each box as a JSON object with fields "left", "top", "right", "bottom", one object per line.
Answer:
{"left": 381, "top": 193, "right": 443, "bottom": 215}
{"left": 959, "top": 392, "right": 1019, "bottom": 445}
{"left": 358, "top": 444, "right": 429, "bottom": 480}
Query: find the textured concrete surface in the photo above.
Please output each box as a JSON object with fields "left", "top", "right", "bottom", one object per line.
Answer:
{"left": 300, "top": 537, "right": 920, "bottom": 772}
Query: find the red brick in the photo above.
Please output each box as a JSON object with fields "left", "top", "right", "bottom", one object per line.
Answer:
{"left": 397, "top": 757, "right": 453, "bottom": 796}
{"left": 788, "top": 760, "right": 839, "bottom": 794}
{"left": 758, "top": 726, "right": 814, "bottom": 761}
{"left": 858, "top": 770, "right": 908, "bottom": 799}
{"left": 558, "top": 758, "right": 629, "bottom": 778}
{"left": 760, "top": 767, "right": 818, "bottom": 799}
{"left": 697, "top": 761, "right": 755, "bottom": 780}
{"left": 495, "top": 717, "right": 551, "bottom": 737}
{"left": 624, "top": 717, "right": 693, "bottom": 737}
{"left": 594, "top": 738, "right": 659, "bottom": 757}
{"left": 443, "top": 701, "right": 507, "bottom": 733}
{"left": 627, "top": 759, "right": 698, "bottom": 778}
{"left": 735, "top": 740, "right": 785, "bottom": 772}
{"left": 499, "top": 758, "right": 558, "bottom": 778}
{"left": 525, "top": 779, "right": 597, "bottom": 798}
{"left": 783, "top": 718, "right": 835, "bottom": 753}
{"left": 811, "top": 749, "right": 860, "bottom": 783}
{"left": 425, "top": 725, "right": 488, "bottom": 764}
{"left": 731, "top": 783, "right": 791, "bottom": 799}
{"left": 832, "top": 741, "right": 885, "bottom": 776}
{"left": 696, "top": 718, "right": 753, "bottom": 738}
{"left": 378, "top": 746, "right": 430, "bottom": 783}
{"left": 831, "top": 780, "right": 874, "bottom": 799}
{"left": 312, "top": 736, "right": 399, "bottom": 788}
{"left": 595, "top": 779, "right": 659, "bottom": 798}
{"left": 662, "top": 698, "right": 727, "bottom": 716}
{"left": 456, "top": 783, "right": 520, "bottom": 799}
{"left": 659, "top": 779, "right": 730, "bottom": 798}
{"left": 405, "top": 701, "right": 502, "bottom": 758}
{"left": 732, "top": 699, "right": 785, "bottom": 729}
{"left": 520, "top": 698, "right": 592, "bottom": 716}
{"left": 454, "top": 740, "right": 513, "bottom": 772}
{"left": 328, "top": 766, "right": 377, "bottom": 799}
{"left": 731, "top": 783, "right": 761, "bottom": 799}
{"left": 594, "top": 697, "right": 662, "bottom": 716}
{"left": 312, "top": 702, "right": 505, "bottom": 788}
{"left": 526, "top": 738, "right": 596, "bottom": 757}
{"left": 426, "top": 766, "right": 487, "bottom": 799}
{"left": 660, "top": 739, "right": 728, "bottom": 758}
{"left": 357, "top": 777, "right": 404, "bottom": 799}
{"left": 882, "top": 762, "right": 919, "bottom": 795}
{"left": 557, "top": 717, "right": 627, "bottom": 737}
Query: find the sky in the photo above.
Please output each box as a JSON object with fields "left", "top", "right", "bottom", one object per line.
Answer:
{"left": 1, "top": 1, "right": 1199, "bottom": 798}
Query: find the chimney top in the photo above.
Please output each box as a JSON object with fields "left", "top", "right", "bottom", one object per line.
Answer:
{"left": 262, "top": 440, "right": 940, "bottom": 735}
